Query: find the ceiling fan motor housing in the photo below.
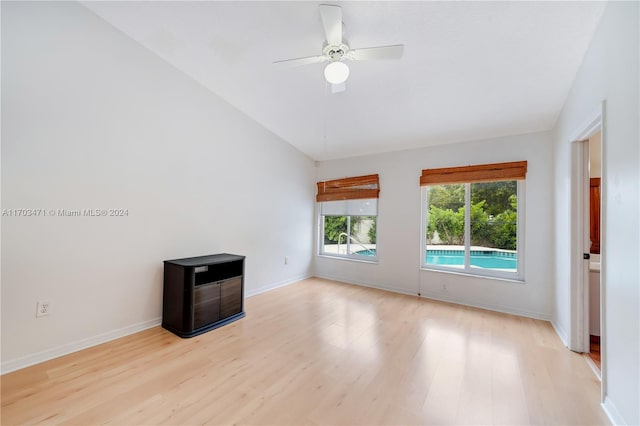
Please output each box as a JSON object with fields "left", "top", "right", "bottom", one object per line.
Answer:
{"left": 323, "top": 43, "right": 350, "bottom": 61}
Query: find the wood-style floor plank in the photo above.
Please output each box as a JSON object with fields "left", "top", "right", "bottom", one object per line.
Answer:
{"left": 1, "top": 278, "right": 609, "bottom": 425}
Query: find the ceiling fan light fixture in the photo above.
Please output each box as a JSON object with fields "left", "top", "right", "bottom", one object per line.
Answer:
{"left": 324, "top": 61, "right": 349, "bottom": 84}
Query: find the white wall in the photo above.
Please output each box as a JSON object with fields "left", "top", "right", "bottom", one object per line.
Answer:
{"left": 316, "top": 131, "right": 554, "bottom": 320}
{"left": 551, "top": 2, "right": 639, "bottom": 424}
{"left": 1, "top": 2, "right": 315, "bottom": 372}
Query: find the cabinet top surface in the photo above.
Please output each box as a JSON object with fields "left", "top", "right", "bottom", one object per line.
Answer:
{"left": 164, "top": 253, "right": 245, "bottom": 267}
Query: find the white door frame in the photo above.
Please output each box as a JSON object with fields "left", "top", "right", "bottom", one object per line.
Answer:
{"left": 568, "top": 101, "right": 606, "bottom": 402}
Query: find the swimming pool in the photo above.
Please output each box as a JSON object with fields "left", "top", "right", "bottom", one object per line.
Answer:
{"left": 355, "top": 249, "right": 517, "bottom": 270}
{"left": 428, "top": 250, "right": 516, "bottom": 269}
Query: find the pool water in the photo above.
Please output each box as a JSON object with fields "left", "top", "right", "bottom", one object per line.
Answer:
{"left": 355, "top": 249, "right": 516, "bottom": 270}
{"left": 428, "top": 250, "right": 516, "bottom": 269}
{"left": 355, "top": 249, "right": 377, "bottom": 257}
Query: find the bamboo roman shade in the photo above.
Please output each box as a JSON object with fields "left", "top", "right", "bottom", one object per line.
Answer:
{"left": 316, "top": 174, "right": 380, "bottom": 202}
{"left": 420, "top": 161, "right": 527, "bottom": 186}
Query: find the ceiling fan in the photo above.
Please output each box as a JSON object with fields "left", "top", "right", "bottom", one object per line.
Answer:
{"left": 274, "top": 4, "right": 404, "bottom": 93}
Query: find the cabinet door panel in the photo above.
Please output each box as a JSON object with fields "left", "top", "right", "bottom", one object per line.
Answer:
{"left": 220, "top": 277, "right": 243, "bottom": 318}
{"left": 194, "top": 282, "right": 220, "bottom": 304}
{"left": 193, "top": 282, "right": 220, "bottom": 329}
{"left": 194, "top": 299, "right": 220, "bottom": 329}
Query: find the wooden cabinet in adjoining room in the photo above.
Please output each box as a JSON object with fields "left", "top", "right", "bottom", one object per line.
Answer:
{"left": 590, "top": 177, "right": 601, "bottom": 254}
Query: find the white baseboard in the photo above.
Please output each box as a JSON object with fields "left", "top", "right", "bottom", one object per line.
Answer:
{"left": 1, "top": 317, "right": 161, "bottom": 375}
{"left": 245, "top": 273, "right": 313, "bottom": 298}
{"left": 2, "top": 273, "right": 314, "bottom": 375}
{"left": 551, "top": 319, "right": 570, "bottom": 347}
{"left": 316, "top": 273, "right": 551, "bottom": 321}
{"left": 419, "top": 291, "right": 551, "bottom": 321}
{"left": 314, "top": 273, "right": 419, "bottom": 297}
{"left": 602, "top": 396, "right": 627, "bottom": 425}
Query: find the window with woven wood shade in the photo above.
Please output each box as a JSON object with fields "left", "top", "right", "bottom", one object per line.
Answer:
{"left": 419, "top": 160, "right": 527, "bottom": 280}
{"left": 316, "top": 174, "right": 380, "bottom": 202}
{"left": 420, "top": 161, "right": 527, "bottom": 186}
{"left": 317, "top": 174, "right": 379, "bottom": 261}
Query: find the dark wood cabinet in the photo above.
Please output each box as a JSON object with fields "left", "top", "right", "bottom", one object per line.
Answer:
{"left": 162, "top": 253, "right": 245, "bottom": 338}
{"left": 590, "top": 178, "right": 601, "bottom": 254}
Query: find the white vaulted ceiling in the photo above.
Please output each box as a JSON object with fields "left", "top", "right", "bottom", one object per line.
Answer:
{"left": 82, "top": 1, "right": 606, "bottom": 161}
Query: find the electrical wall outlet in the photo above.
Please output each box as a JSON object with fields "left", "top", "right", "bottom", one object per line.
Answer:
{"left": 36, "top": 301, "right": 51, "bottom": 317}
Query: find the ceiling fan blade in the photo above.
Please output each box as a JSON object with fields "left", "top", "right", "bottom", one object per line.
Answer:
{"left": 331, "top": 82, "right": 346, "bottom": 94}
{"left": 349, "top": 44, "right": 404, "bottom": 61}
{"left": 273, "top": 55, "right": 326, "bottom": 69}
{"left": 319, "top": 4, "right": 342, "bottom": 45}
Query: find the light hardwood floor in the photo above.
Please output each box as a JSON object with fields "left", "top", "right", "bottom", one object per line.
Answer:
{"left": 1, "top": 278, "right": 608, "bottom": 425}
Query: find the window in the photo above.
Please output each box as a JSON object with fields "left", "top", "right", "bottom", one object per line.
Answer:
{"left": 420, "top": 162, "right": 526, "bottom": 279}
{"left": 317, "top": 174, "right": 379, "bottom": 261}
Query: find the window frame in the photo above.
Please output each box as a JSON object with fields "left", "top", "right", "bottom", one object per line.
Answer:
{"left": 318, "top": 212, "right": 379, "bottom": 262}
{"left": 420, "top": 180, "right": 525, "bottom": 281}
{"left": 316, "top": 174, "right": 380, "bottom": 263}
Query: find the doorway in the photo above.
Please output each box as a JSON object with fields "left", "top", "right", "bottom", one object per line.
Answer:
{"left": 587, "top": 131, "right": 602, "bottom": 371}
{"left": 569, "top": 104, "right": 606, "bottom": 397}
